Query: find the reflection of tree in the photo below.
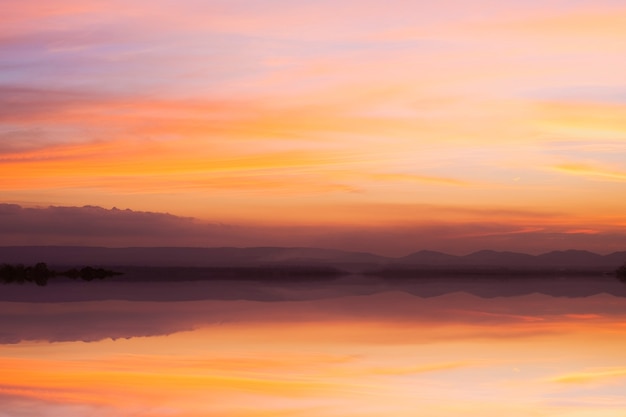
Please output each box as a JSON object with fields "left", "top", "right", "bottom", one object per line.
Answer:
{"left": 75, "top": 266, "right": 120, "bottom": 281}
{"left": 0, "top": 263, "right": 122, "bottom": 286}
{"left": 0, "top": 263, "right": 54, "bottom": 286}
{"left": 617, "top": 263, "right": 626, "bottom": 282}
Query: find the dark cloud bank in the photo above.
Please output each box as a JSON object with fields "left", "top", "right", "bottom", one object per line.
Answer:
{"left": 0, "top": 203, "right": 240, "bottom": 247}
{"left": 2, "top": 203, "right": 626, "bottom": 256}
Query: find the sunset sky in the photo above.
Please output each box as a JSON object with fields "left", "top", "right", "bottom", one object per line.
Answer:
{"left": 2, "top": 0, "right": 626, "bottom": 254}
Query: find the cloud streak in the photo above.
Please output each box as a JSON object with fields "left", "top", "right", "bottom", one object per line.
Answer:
{"left": 551, "top": 368, "right": 626, "bottom": 384}
{"left": 553, "top": 163, "right": 626, "bottom": 182}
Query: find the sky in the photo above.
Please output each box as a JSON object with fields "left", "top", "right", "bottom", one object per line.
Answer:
{"left": 2, "top": 0, "right": 626, "bottom": 254}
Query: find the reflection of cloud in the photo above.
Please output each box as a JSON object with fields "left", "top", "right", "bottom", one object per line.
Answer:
{"left": 0, "top": 356, "right": 342, "bottom": 417}
{"left": 2, "top": 291, "right": 626, "bottom": 417}
{"left": 0, "top": 300, "right": 197, "bottom": 344}
{"left": 2, "top": 292, "right": 625, "bottom": 345}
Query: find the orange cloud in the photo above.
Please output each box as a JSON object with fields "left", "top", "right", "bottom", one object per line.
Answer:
{"left": 551, "top": 368, "right": 626, "bottom": 384}
{"left": 536, "top": 102, "right": 626, "bottom": 138}
{"left": 553, "top": 163, "right": 626, "bottom": 182}
{"left": 562, "top": 229, "right": 601, "bottom": 235}
{"left": 484, "top": 7, "right": 626, "bottom": 39}
{"left": 368, "top": 173, "right": 469, "bottom": 186}
{"left": 329, "top": 361, "right": 471, "bottom": 378}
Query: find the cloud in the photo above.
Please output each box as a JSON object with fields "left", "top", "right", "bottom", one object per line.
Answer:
{"left": 1, "top": 203, "right": 626, "bottom": 255}
{"left": 0, "top": 204, "right": 258, "bottom": 248}
{"left": 478, "top": 6, "right": 626, "bottom": 39}
{"left": 553, "top": 163, "right": 626, "bottom": 182}
{"left": 0, "top": 204, "right": 200, "bottom": 237}
{"left": 551, "top": 368, "right": 626, "bottom": 384}
{"left": 0, "top": 394, "right": 105, "bottom": 417}
{"left": 0, "top": 86, "right": 101, "bottom": 124}
{"left": 368, "top": 172, "right": 468, "bottom": 186}
{"left": 536, "top": 101, "right": 626, "bottom": 138}
{"left": 329, "top": 361, "right": 471, "bottom": 378}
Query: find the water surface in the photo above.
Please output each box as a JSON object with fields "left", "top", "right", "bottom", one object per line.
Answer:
{"left": 2, "top": 275, "right": 626, "bottom": 416}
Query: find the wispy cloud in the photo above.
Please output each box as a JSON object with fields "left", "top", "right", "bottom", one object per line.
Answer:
{"left": 478, "top": 6, "right": 626, "bottom": 39}
{"left": 536, "top": 101, "right": 626, "bottom": 138}
{"left": 551, "top": 367, "right": 626, "bottom": 384}
{"left": 368, "top": 173, "right": 469, "bottom": 186}
{"left": 553, "top": 163, "right": 626, "bottom": 182}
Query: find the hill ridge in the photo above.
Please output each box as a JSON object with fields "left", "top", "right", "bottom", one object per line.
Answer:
{"left": 0, "top": 246, "right": 624, "bottom": 269}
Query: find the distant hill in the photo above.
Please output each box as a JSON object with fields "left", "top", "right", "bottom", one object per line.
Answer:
{"left": 396, "top": 250, "right": 461, "bottom": 266}
{"left": 0, "top": 246, "right": 624, "bottom": 270}
{"left": 0, "top": 246, "right": 387, "bottom": 268}
{"left": 396, "top": 249, "right": 626, "bottom": 269}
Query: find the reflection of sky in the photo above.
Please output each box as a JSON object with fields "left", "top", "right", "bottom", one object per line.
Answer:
{"left": 2, "top": 288, "right": 626, "bottom": 416}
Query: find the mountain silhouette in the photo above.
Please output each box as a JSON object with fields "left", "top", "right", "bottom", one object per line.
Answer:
{"left": 0, "top": 246, "right": 624, "bottom": 270}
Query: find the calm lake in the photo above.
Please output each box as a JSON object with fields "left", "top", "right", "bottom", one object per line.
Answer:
{"left": 2, "top": 275, "right": 626, "bottom": 417}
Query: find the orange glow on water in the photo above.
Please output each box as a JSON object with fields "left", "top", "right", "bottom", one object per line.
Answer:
{"left": 2, "top": 293, "right": 626, "bottom": 416}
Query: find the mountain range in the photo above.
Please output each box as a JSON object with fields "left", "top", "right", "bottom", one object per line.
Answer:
{"left": 0, "top": 246, "right": 624, "bottom": 270}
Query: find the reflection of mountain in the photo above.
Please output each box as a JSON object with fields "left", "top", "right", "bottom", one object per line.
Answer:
{"left": 3, "top": 289, "right": 626, "bottom": 345}
{"left": 0, "top": 246, "right": 625, "bottom": 269}
{"left": 1, "top": 274, "right": 625, "bottom": 304}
